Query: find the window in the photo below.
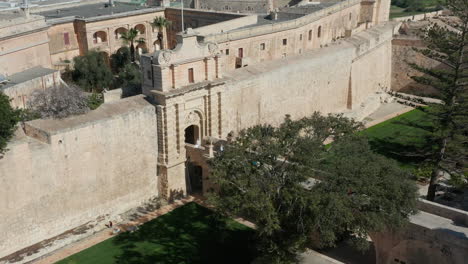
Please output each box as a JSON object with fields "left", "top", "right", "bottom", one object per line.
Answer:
{"left": 299, "top": 34, "right": 303, "bottom": 41}
{"left": 225, "top": 49, "right": 230, "bottom": 55}
{"left": 63, "top": 32, "right": 70, "bottom": 45}
{"left": 349, "top": 13, "right": 352, "bottom": 21}
{"left": 318, "top": 26, "right": 322, "bottom": 38}
{"left": 147, "top": 70, "right": 152, "bottom": 80}
{"left": 308, "top": 30, "right": 312, "bottom": 41}
{"left": 188, "top": 68, "right": 194, "bottom": 83}
{"left": 238, "top": 48, "right": 243, "bottom": 58}
{"left": 282, "top": 38, "right": 287, "bottom": 46}
{"left": 260, "top": 43, "right": 265, "bottom": 50}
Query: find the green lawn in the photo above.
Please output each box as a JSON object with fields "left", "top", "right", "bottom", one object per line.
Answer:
{"left": 390, "top": 5, "right": 427, "bottom": 18}
{"left": 363, "top": 108, "right": 433, "bottom": 169}
{"left": 57, "top": 203, "right": 255, "bottom": 264}
{"left": 390, "top": 0, "right": 442, "bottom": 18}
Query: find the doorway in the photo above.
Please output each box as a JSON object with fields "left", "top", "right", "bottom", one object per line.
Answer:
{"left": 184, "top": 125, "right": 199, "bottom": 145}
{"left": 186, "top": 162, "right": 203, "bottom": 194}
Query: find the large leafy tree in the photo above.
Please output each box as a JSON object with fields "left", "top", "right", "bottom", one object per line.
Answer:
{"left": 117, "top": 63, "right": 142, "bottom": 97}
{"left": 0, "top": 92, "right": 20, "bottom": 155}
{"left": 151, "top": 16, "right": 172, "bottom": 50}
{"left": 408, "top": 0, "right": 468, "bottom": 201}
{"left": 120, "top": 28, "right": 146, "bottom": 62}
{"left": 110, "top": 46, "right": 131, "bottom": 73}
{"left": 72, "top": 51, "right": 113, "bottom": 93}
{"left": 209, "top": 114, "right": 418, "bottom": 263}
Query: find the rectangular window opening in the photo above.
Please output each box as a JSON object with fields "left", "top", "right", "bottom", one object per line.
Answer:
{"left": 282, "top": 38, "right": 287, "bottom": 46}
{"left": 64, "top": 32, "right": 70, "bottom": 45}
{"left": 188, "top": 68, "right": 194, "bottom": 83}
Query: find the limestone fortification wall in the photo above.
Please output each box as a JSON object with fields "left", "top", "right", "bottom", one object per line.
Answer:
{"left": 0, "top": 96, "right": 158, "bottom": 259}
{"left": 200, "top": 0, "right": 362, "bottom": 43}
{"left": 392, "top": 10, "right": 444, "bottom": 22}
{"left": 220, "top": 22, "right": 393, "bottom": 134}
{"left": 392, "top": 37, "right": 440, "bottom": 96}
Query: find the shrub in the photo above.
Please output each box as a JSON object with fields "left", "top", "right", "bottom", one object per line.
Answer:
{"left": 0, "top": 92, "right": 20, "bottom": 155}
{"left": 72, "top": 51, "right": 113, "bottom": 93}
{"left": 87, "top": 93, "right": 104, "bottom": 110}
{"left": 28, "top": 85, "right": 90, "bottom": 119}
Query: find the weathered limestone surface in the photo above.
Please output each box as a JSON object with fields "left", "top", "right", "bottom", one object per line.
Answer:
{"left": 373, "top": 199, "right": 468, "bottom": 264}
{"left": 0, "top": 14, "right": 52, "bottom": 76}
{"left": 221, "top": 22, "right": 394, "bottom": 134}
{"left": 0, "top": 96, "right": 158, "bottom": 259}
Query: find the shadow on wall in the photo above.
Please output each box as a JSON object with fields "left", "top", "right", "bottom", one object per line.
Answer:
{"left": 435, "top": 228, "right": 467, "bottom": 239}
{"left": 168, "top": 189, "right": 185, "bottom": 203}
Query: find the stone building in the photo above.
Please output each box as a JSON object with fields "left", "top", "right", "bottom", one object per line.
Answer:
{"left": 0, "top": 12, "right": 52, "bottom": 76}
{"left": 0, "top": 12, "right": 58, "bottom": 108}
{"left": 1, "top": 1, "right": 467, "bottom": 264}
{"left": 141, "top": 0, "right": 392, "bottom": 197}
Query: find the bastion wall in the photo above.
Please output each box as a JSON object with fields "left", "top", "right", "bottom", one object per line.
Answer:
{"left": 219, "top": 22, "right": 393, "bottom": 136}
{"left": 0, "top": 96, "right": 158, "bottom": 259}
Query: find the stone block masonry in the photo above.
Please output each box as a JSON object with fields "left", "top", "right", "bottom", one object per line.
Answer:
{"left": 0, "top": 96, "right": 158, "bottom": 259}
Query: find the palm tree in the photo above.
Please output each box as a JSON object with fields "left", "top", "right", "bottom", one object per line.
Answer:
{"left": 120, "top": 28, "right": 145, "bottom": 62}
{"left": 151, "top": 16, "right": 172, "bottom": 50}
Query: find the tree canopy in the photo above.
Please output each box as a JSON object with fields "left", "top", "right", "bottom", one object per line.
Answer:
{"left": 408, "top": 0, "right": 468, "bottom": 200}
{"left": 151, "top": 16, "right": 172, "bottom": 49}
{"left": 110, "top": 47, "right": 131, "bottom": 74}
{"left": 0, "top": 92, "right": 20, "bottom": 155}
{"left": 209, "top": 114, "right": 418, "bottom": 263}
{"left": 72, "top": 51, "right": 113, "bottom": 93}
{"left": 120, "top": 28, "right": 145, "bottom": 62}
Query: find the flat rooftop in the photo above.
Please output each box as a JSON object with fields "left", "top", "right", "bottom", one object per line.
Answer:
{"left": 278, "top": 2, "right": 337, "bottom": 15}
{"left": 0, "top": 67, "right": 57, "bottom": 91}
{"left": 35, "top": 2, "right": 151, "bottom": 19}
{"left": 228, "top": 2, "right": 338, "bottom": 32}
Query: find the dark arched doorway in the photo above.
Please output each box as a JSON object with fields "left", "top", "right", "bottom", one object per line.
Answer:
{"left": 186, "top": 162, "right": 203, "bottom": 194}
{"left": 184, "top": 125, "right": 199, "bottom": 145}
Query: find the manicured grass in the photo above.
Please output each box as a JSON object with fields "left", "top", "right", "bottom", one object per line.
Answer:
{"left": 363, "top": 108, "right": 433, "bottom": 169}
{"left": 390, "top": 5, "right": 427, "bottom": 18}
{"left": 57, "top": 203, "right": 255, "bottom": 264}
{"left": 390, "top": 0, "right": 442, "bottom": 18}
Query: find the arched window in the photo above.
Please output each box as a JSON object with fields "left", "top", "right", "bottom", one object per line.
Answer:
{"left": 134, "top": 24, "right": 146, "bottom": 35}
{"left": 114, "top": 27, "right": 127, "bottom": 40}
{"left": 136, "top": 42, "right": 148, "bottom": 56}
{"left": 349, "top": 13, "right": 352, "bottom": 21}
{"left": 317, "top": 26, "right": 322, "bottom": 38}
{"left": 93, "top": 31, "right": 107, "bottom": 44}
{"left": 153, "top": 39, "right": 161, "bottom": 51}
{"left": 308, "top": 30, "right": 312, "bottom": 41}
